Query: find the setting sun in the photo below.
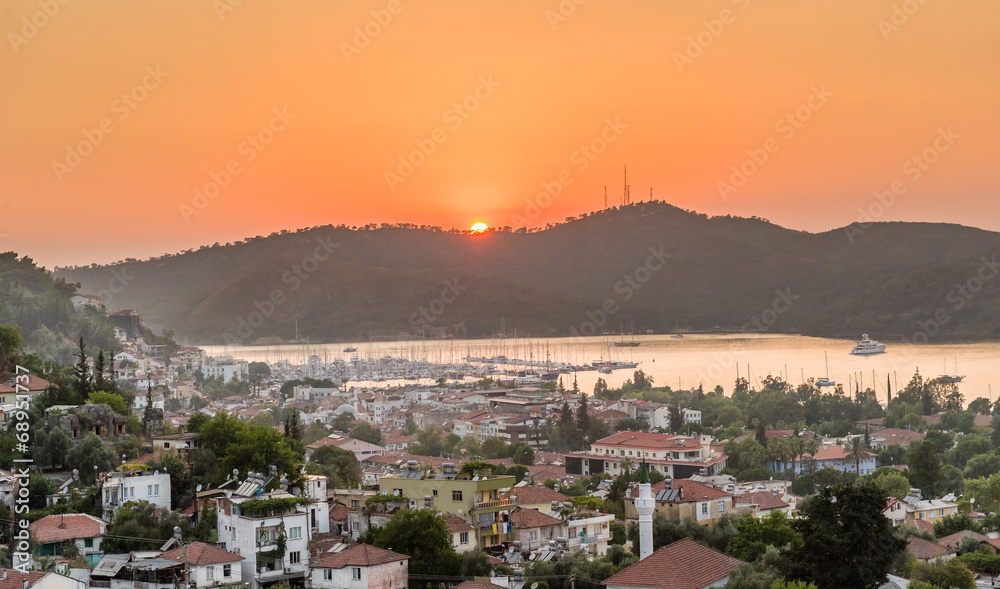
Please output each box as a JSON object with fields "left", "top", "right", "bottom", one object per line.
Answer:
{"left": 470, "top": 222, "right": 489, "bottom": 233}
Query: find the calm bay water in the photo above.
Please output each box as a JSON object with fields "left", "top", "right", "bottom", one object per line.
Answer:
{"left": 202, "top": 334, "right": 1000, "bottom": 405}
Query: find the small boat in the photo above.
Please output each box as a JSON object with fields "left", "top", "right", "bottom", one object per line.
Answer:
{"left": 344, "top": 346, "right": 358, "bottom": 353}
{"left": 849, "top": 334, "right": 887, "bottom": 355}
{"left": 670, "top": 333, "right": 684, "bottom": 339}
{"left": 614, "top": 324, "right": 641, "bottom": 347}
{"left": 939, "top": 358, "right": 964, "bottom": 383}
{"left": 816, "top": 351, "right": 836, "bottom": 386}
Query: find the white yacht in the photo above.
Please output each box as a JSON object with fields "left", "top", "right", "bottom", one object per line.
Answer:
{"left": 850, "top": 334, "right": 887, "bottom": 355}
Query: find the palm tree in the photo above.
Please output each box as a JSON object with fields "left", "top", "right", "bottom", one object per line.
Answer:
{"left": 619, "top": 457, "right": 634, "bottom": 478}
{"left": 847, "top": 437, "right": 868, "bottom": 474}
{"left": 787, "top": 436, "right": 805, "bottom": 478}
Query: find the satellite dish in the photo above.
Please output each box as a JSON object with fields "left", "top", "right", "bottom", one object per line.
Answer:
{"left": 225, "top": 490, "right": 232, "bottom": 498}
{"left": 196, "top": 484, "right": 203, "bottom": 492}
{"left": 393, "top": 490, "right": 400, "bottom": 496}
{"left": 154, "top": 470, "right": 159, "bottom": 476}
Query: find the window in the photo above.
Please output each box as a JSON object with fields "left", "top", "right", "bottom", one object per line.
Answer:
{"left": 938, "top": 509, "right": 945, "bottom": 518}
{"left": 433, "top": 490, "right": 438, "bottom": 496}
{"left": 289, "top": 526, "right": 302, "bottom": 540}
{"left": 164, "top": 442, "right": 170, "bottom": 449}
{"left": 207, "top": 567, "right": 215, "bottom": 580}
{"left": 718, "top": 500, "right": 726, "bottom": 512}
{"left": 290, "top": 551, "right": 301, "bottom": 564}
{"left": 452, "top": 491, "right": 463, "bottom": 501}
{"left": 460, "top": 532, "right": 469, "bottom": 545}
{"left": 529, "top": 531, "right": 537, "bottom": 541}
{"left": 84, "top": 538, "right": 94, "bottom": 548}
{"left": 351, "top": 500, "right": 359, "bottom": 508}
{"left": 701, "top": 503, "right": 708, "bottom": 515}
{"left": 223, "top": 565, "right": 231, "bottom": 578}
{"left": 352, "top": 567, "right": 362, "bottom": 580}
{"left": 323, "top": 570, "right": 332, "bottom": 581}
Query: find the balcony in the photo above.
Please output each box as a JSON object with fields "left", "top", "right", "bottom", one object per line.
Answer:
{"left": 474, "top": 498, "right": 512, "bottom": 511}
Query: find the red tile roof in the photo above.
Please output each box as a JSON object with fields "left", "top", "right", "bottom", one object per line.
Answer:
{"left": 605, "top": 538, "right": 742, "bottom": 589}
{"left": 0, "top": 570, "right": 46, "bottom": 589}
{"left": 313, "top": 544, "right": 408, "bottom": 569}
{"left": 627, "top": 479, "right": 732, "bottom": 502}
{"left": 443, "top": 513, "right": 474, "bottom": 533}
{"left": 29, "top": 514, "right": 104, "bottom": 544}
{"left": 735, "top": 491, "right": 789, "bottom": 511}
{"left": 452, "top": 581, "right": 508, "bottom": 589}
{"left": 506, "top": 485, "right": 568, "bottom": 506}
{"left": 907, "top": 536, "right": 952, "bottom": 560}
{"left": 510, "top": 509, "right": 565, "bottom": 529}
{"left": 331, "top": 504, "right": 352, "bottom": 522}
{"left": 0, "top": 375, "right": 54, "bottom": 394}
{"left": 595, "top": 432, "right": 702, "bottom": 450}
{"left": 161, "top": 542, "right": 244, "bottom": 565}
{"left": 937, "top": 530, "right": 989, "bottom": 551}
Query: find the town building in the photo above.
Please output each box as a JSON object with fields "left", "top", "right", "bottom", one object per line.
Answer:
{"left": 565, "top": 432, "right": 728, "bottom": 480}
{"left": 309, "top": 544, "right": 408, "bottom": 589}
{"left": 215, "top": 475, "right": 314, "bottom": 588}
{"left": 379, "top": 463, "right": 516, "bottom": 550}
{"left": 28, "top": 513, "right": 106, "bottom": 567}
{"left": 159, "top": 542, "right": 245, "bottom": 588}
{"left": 101, "top": 470, "right": 172, "bottom": 521}
{"left": 625, "top": 479, "right": 734, "bottom": 529}
{"left": 604, "top": 538, "right": 742, "bottom": 589}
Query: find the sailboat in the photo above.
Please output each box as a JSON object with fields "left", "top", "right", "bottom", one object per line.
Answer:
{"left": 289, "top": 321, "right": 304, "bottom": 345}
{"left": 939, "top": 357, "right": 964, "bottom": 383}
{"left": 614, "top": 323, "right": 640, "bottom": 347}
{"left": 816, "top": 351, "right": 836, "bottom": 387}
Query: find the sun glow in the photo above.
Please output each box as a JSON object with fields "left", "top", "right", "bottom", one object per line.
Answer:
{"left": 470, "top": 222, "right": 489, "bottom": 233}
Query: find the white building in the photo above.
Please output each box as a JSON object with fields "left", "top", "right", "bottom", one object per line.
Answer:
{"left": 159, "top": 542, "right": 245, "bottom": 589}
{"left": 309, "top": 544, "right": 408, "bottom": 589}
{"left": 565, "top": 512, "right": 616, "bottom": 556}
{"left": 202, "top": 357, "right": 247, "bottom": 382}
{"left": 102, "top": 470, "right": 172, "bottom": 521}
{"left": 215, "top": 473, "right": 328, "bottom": 588}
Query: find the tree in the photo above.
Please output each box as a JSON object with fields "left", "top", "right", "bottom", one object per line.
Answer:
{"left": 311, "top": 445, "right": 362, "bottom": 487}
{"left": 783, "top": 481, "right": 905, "bottom": 589}
{"left": 869, "top": 469, "right": 910, "bottom": 499}
{"left": 87, "top": 391, "right": 128, "bottom": 414}
{"left": 73, "top": 337, "right": 92, "bottom": 396}
{"left": 66, "top": 433, "right": 118, "bottom": 484}
{"left": 186, "top": 413, "right": 210, "bottom": 434}
{"left": 910, "top": 558, "right": 975, "bottom": 589}
{"left": 727, "top": 511, "right": 801, "bottom": 562}
{"left": 101, "top": 501, "right": 188, "bottom": 553}
{"left": 908, "top": 439, "right": 942, "bottom": 498}
{"left": 331, "top": 411, "right": 355, "bottom": 433}
{"left": 668, "top": 404, "right": 684, "bottom": 432}
{"left": 349, "top": 423, "right": 382, "bottom": 445}
{"left": 460, "top": 550, "right": 492, "bottom": 577}
{"left": 577, "top": 395, "right": 590, "bottom": 439}
{"left": 361, "top": 508, "right": 461, "bottom": 576}
{"left": 512, "top": 443, "right": 535, "bottom": 466}
{"left": 0, "top": 324, "right": 25, "bottom": 376}
{"left": 968, "top": 397, "right": 992, "bottom": 416}
{"left": 248, "top": 361, "right": 271, "bottom": 395}
{"left": 847, "top": 437, "right": 868, "bottom": 473}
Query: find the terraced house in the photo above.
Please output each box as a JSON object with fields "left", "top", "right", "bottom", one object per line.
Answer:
{"left": 564, "top": 432, "right": 728, "bottom": 479}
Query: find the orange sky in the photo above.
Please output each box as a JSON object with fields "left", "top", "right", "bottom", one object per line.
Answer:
{"left": 2, "top": 0, "right": 998, "bottom": 268}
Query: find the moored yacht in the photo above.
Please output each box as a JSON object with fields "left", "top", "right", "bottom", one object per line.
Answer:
{"left": 850, "top": 334, "right": 887, "bottom": 355}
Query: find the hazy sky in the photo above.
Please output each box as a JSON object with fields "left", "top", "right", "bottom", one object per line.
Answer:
{"left": 3, "top": 0, "right": 998, "bottom": 268}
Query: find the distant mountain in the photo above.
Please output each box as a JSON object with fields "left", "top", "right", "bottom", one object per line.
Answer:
{"left": 0, "top": 253, "right": 121, "bottom": 364}
{"left": 53, "top": 202, "right": 1000, "bottom": 344}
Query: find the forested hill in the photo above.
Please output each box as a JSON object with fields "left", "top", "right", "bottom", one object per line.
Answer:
{"left": 53, "top": 202, "right": 1000, "bottom": 344}
{"left": 0, "top": 253, "right": 121, "bottom": 363}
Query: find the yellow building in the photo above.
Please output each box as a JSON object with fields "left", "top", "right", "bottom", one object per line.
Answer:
{"left": 379, "top": 462, "right": 516, "bottom": 549}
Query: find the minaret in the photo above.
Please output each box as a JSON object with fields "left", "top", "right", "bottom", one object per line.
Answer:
{"left": 636, "top": 458, "right": 654, "bottom": 560}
